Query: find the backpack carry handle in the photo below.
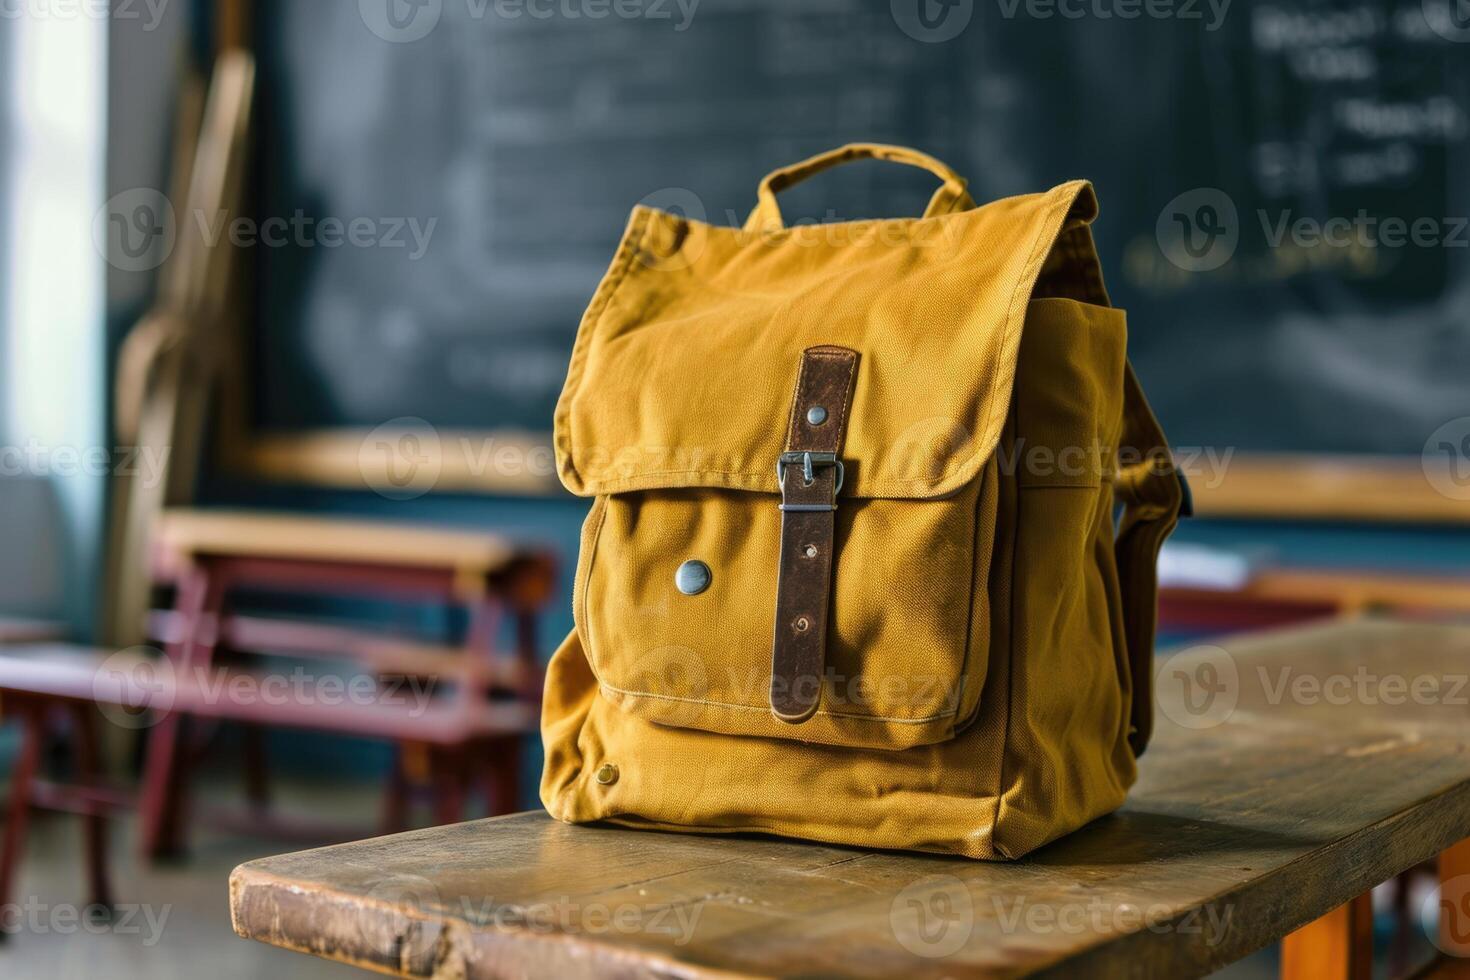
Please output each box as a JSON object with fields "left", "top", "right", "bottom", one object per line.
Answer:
{"left": 744, "top": 143, "right": 975, "bottom": 233}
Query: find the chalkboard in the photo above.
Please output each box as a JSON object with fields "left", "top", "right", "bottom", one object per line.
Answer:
{"left": 250, "top": 0, "right": 1470, "bottom": 456}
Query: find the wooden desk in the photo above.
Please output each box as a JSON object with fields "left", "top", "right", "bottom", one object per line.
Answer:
{"left": 153, "top": 509, "right": 526, "bottom": 601}
{"left": 230, "top": 619, "right": 1470, "bottom": 979}
{"left": 1162, "top": 568, "right": 1470, "bottom": 633}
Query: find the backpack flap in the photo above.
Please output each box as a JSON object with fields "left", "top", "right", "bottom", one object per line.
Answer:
{"left": 556, "top": 149, "right": 1106, "bottom": 751}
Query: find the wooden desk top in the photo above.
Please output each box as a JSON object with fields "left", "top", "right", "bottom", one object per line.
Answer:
{"left": 155, "top": 509, "right": 518, "bottom": 577}
{"left": 230, "top": 619, "right": 1470, "bottom": 979}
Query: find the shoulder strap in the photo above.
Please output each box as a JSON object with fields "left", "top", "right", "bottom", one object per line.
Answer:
{"left": 1114, "top": 364, "right": 1188, "bottom": 757}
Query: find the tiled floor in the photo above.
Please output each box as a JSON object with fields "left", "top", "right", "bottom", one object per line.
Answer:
{"left": 0, "top": 780, "right": 372, "bottom": 979}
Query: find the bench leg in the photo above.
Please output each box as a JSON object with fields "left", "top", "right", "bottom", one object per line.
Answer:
{"left": 430, "top": 745, "right": 467, "bottom": 825}
{"left": 0, "top": 704, "right": 45, "bottom": 935}
{"left": 140, "top": 561, "right": 220, "bottom": 861}
{"left": 380, "top": 742, "right": 411, "bottom": 835}
{"left": 70, "top": 704, "right": 113, "bottom": 911}
{"left": 483, "top": 736, "right": 522, "bottom": 816}
{"left": 1280, "top": 891, "right": 1373, "bottom": 980}
{"left": 138, "top": 712, "right": 189, "bottom": 860}
{"left": 241, "top": 722, "right": 271, "bottom": 813}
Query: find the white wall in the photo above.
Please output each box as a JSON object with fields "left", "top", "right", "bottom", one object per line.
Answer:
{"left": 0, "top": 9, "right": 108, "bottom": 629}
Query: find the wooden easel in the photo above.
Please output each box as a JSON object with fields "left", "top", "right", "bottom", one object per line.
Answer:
{"left": 100, "top": 49, "right": 255, "bottom": 648}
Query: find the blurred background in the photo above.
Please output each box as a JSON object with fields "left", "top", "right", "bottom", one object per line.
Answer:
{"left": 0, "top": 0, "right": 1467, "bottom": 976}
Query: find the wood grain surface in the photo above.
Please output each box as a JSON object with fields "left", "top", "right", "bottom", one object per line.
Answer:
{"left": 231, "top": 618, "right": 1470, "bottom": 979}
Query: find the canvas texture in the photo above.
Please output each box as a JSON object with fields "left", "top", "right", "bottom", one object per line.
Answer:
{"left": 540, "top": 143, "right": 1184, "bottom": 860}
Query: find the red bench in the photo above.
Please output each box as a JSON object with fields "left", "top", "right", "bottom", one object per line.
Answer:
{"left": 0, "top": 509, "right": 557, "bottom": 919}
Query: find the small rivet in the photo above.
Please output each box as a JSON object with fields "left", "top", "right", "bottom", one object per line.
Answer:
{"left": 675, "top": 560, "right": 711, "bottom": 596}
{"left": 806, "top": 406, "right": 828, "bottom": 426}
{"left": 803, "top": 544, "right": 818, "bottom": 558}
{"left": 595, "top": 764, "right": 619, "bottom": 786}
{"left": 793, "top": 616, "right": 810, "bottom": 633}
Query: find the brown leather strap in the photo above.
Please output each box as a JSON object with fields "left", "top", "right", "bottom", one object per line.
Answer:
{"left": 770, "top": 346, "right": 859, "bottom": 723}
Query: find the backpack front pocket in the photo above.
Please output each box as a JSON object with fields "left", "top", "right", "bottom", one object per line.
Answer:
{"left": 575, "top": 464, "right": 996, "bottom": 751}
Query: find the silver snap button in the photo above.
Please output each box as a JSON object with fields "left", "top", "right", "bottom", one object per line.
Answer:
{"left": 806, "top": 405, "right": 828, "bottom": 426}
{"left": 675, "top": 560, "right": 711, "bottom": 596}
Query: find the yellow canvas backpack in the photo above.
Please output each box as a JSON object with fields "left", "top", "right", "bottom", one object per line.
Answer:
{"left": 540, "top": 143, "right": 1186, "bottom": 860}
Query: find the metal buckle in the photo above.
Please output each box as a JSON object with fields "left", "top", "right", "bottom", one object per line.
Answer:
{"left": 776, "top": 451, "right": 844, "bottom": 511}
